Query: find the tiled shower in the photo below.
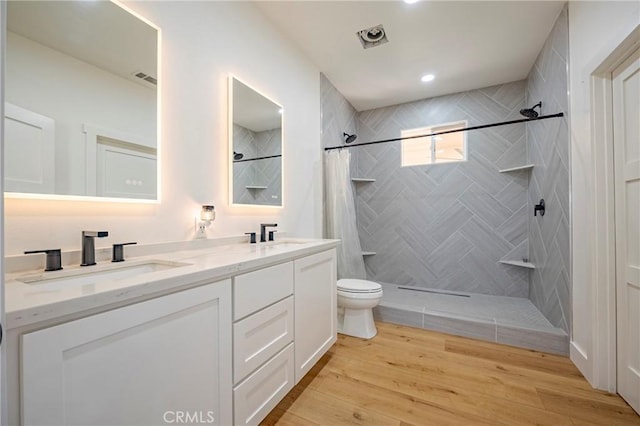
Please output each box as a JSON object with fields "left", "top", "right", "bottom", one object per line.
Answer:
{"left": 232, "top": 124, "right": 282, "bottom": 205}
{"left": 322, "top": 7, "right": 570, "bottom": 354}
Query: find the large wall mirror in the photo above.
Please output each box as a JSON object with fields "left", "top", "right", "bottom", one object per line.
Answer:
{"left": 4, "top": 1, "right": 159, "bottom": 201}
{"left": 229, "top": 77, "right": 283, "bottom": 207}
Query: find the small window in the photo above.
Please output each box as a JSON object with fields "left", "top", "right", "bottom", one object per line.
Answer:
{"left": 401, "top": 121, "right": 467, "bottom": 167}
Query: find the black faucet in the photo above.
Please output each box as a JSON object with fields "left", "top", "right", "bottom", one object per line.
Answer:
{"left": 24, "top": 249, "right": 63, "bottom": 271}
{"left": 112, "top": 242, "right": 137, "bottom": 262}
{"left": 81, "top": 231, "right": 109, "bottom": 266}
{"left": 260, "top": 224, "right": 277, "bottom": 242}
{"left": 534, "top": 199, "right": 545, "bottom": 217}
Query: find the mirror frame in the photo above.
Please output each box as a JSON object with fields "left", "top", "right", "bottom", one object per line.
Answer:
{"left": 228, "top": 75, "right": 283, "bottom": 209}
{"left": 3, "top": 0, "right": 162, "bottom": 204}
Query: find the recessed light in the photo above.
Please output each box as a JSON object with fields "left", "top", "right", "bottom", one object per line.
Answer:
{"left": 421, "top": 74, "right": 435, "bottom": 82}
{"left": 404, "top": 0, "right": 420, "bottom": 4}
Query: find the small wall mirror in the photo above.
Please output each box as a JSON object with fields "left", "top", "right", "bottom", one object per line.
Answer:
{"left": 4, "top": 0, "right": 159, "bottom": 201}
{"left": 229, "top": 77, "right": 283, "bottom": 207}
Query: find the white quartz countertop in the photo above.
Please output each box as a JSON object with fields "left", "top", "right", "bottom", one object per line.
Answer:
{"left": 5, "top": 238, "right": 339, "bottom": 329}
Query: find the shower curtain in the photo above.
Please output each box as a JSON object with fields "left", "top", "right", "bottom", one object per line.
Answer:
{"left": 324, "top": 149, "right": 367, "bottom": 280}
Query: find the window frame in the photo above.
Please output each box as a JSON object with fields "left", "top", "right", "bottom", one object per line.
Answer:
{"left": 400, "top": 120, "right": 468, "bottom": 167}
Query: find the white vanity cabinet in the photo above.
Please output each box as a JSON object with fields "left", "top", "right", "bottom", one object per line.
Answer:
{"left": 7, "top": 243, "right": 338, "bottom": 426}
{"left": 20, "top": 281, "right": 233, "bottom": 426}
{"left": 231, "top": 248, "right": 337, "bottom": 426}
{"left": 232, "top": 262, "right": 296, "bottom": 426}
{"left": 293, "top": 249, "right": 337, "bottom": 382}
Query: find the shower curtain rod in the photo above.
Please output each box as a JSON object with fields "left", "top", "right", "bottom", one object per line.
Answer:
{"left": 323, "top": 112, "right": 564, "bottom": 151}
{"left": 233, "top": 154, "right": 282, "bottom": 163}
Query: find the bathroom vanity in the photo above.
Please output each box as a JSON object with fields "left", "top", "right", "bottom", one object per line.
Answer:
{"left": 4, "top": 238, "right": 338, "bottom": 425}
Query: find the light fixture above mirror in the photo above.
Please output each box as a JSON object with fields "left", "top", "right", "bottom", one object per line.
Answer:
{"left": 229, "top": 76, "right": 283, "bottom": 207}
{"left": 4, "top": 0, "right": 160, "bottom": 202}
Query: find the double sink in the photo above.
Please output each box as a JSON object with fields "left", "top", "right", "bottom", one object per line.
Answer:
{"left": 15, "top": 240, "right": 309, "bottom": 290}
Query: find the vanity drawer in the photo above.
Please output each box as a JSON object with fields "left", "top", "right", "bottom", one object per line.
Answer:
{"left": 234, "top": 296, "right": 294, "bottom": 384}
{"left": 233, "top": 343, "right": 294, "bottom": 426}
{"left": 234, "top": 261, "right": 293, "bottom": 320}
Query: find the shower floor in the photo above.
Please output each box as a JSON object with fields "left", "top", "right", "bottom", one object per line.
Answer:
{"left": 373, "top": 283, "right": 568, "bottom": 355}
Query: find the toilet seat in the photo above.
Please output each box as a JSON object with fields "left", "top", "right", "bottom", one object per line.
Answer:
{"left": 337, "top": 288, "right": 382, "bottom": 300}
{"left": 337, "top": 279, "right": 382, "bottom": 294}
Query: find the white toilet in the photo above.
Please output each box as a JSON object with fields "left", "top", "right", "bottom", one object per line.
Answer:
{"left": 337, "top": 279, "right": 383, "bottom": 339}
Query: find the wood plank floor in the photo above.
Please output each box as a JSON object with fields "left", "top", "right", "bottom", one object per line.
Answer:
{"left": 262, "top": 321, "right": 640, "bottom": 426}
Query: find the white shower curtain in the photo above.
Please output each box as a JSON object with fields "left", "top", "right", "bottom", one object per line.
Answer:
{"left": 324, "top": 149, "right": 366, "bottom": 280}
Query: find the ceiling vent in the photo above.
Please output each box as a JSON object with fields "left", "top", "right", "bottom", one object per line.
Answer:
{"left": 356, "top": 24, "right": 388, "bottom": 49}
{"left": 131, "top": 71, "right": 158, "bottom": 88}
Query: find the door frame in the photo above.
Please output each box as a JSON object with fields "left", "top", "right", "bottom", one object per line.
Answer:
{"left": 1, "top": 1, "right": 6, "bottom": 423}
{"left": 589, "top": 25, "right": 640, "bottom": 393}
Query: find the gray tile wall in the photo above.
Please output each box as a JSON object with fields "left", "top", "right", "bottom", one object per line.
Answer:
{"left": 321, "top": 73, "right": 358, "bottom": 150}
{"left": 233, "top": 124, "right": 282, "bottom": 205}
{"left": 526, "top": 6, "right": 571, "bottom": 334}
{"left": 354, "top": 81, "right": 531, "bottom": 297}
{"left": 319, "top": 10, "right": 571, "bottom": 333}
{"left": 321, "top": 73, "right": 361, "bottom": 236}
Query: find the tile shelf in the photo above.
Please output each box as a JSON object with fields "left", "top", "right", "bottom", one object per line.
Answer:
{"left": 498, "top": 164, "right": 534, "bottom": 173}
{"left": 351, "top": 178, "right": 376, "bottom": 182}
{"left": 362, "top": 251, "right": 376, "bottom": 256}
{"left": 245, "top": 185, "right": 268, "bottom": 190}
{"left": 499, "top": 260, "right": 536, "bottom": 269}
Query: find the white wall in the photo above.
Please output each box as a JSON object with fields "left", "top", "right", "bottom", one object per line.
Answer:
{"left": 3, "top": 1, "right": 323, "bottom": 255}
{"left": 6, "top": 31, "right": 156, "bottom": 195}
{"left": 568, "top": 1, "right": 639, "bottom": 388}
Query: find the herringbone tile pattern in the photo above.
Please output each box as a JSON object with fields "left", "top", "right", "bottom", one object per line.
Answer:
{"left": 320, "top": 29, "right": 571, "bottom": 328}
{"left": 233, "top": 125, "right": 282, "bottom": 205}
{"left": 354, "top": 81, "right": 531, "bottom": 297}
{"left": 526, "top": 6, "right": 571, "bottom": 333}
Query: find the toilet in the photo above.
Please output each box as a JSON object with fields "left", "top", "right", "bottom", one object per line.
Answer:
{"left": 337, "top": 279, "right": 383, "bottom": 339}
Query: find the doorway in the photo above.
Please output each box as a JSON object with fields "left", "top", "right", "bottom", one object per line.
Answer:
{"left": 613, "top": 47, "right": 640, "bottom": 414}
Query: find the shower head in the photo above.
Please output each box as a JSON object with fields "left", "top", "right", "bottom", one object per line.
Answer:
{"left": 343, "top": 132, "right": 357, "bottom": 144}
{"left": 520, "top": 102, "right": 542, "bottom": 118}
{"left": 233, "top": 151, "right": 244, "bottom": 160}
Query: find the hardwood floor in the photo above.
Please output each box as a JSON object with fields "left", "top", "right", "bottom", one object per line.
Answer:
{"left": 262, "top": 321, "right": 640, "bottom": 426}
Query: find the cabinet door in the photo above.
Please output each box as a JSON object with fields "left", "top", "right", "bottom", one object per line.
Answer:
{"left": 293, "top": 249, "right": 337, "bottom": 383}
{"left": 21, "top": 281, "right": 232, "bottom": 426}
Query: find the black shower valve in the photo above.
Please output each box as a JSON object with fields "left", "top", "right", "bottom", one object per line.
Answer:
{"left": 534, "top": 199, "right": 545, "bottom": 217}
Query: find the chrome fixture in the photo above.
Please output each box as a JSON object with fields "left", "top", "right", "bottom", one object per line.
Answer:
{"left": 112, "top": 242, "right": 137, "bottom": 263}
{"left": 81, "top": 231, "right": 109, "bottom": 266}
{"left": 24, "top": 249, "right": 63, "bottom": 271}
{"left": 260, "top": 223, "right": 278, "bottom": 243}
{"left": 520, "top": 101, "right": 542, "bottom": 118}
{"left": 343, "top": 132, "right": 357, "bottom": 144}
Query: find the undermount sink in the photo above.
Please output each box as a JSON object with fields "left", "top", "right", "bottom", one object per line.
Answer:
{"left": 18, "top": 260, "right": 191, "bottom": 287}
{"left": 265, "top": 240, "right": 309, "bottom": 246}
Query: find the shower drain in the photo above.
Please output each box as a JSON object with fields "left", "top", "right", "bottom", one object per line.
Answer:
{"left": 398, "top": 286, "right": 470, "bottom": 297}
